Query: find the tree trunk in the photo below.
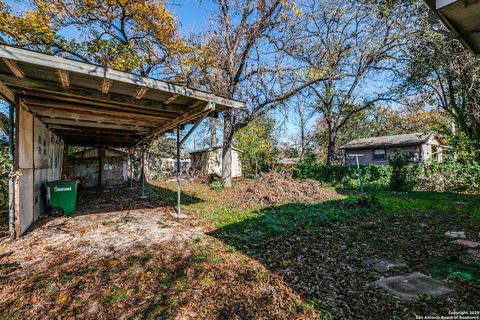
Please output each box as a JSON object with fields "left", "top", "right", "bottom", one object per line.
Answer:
{"left": 222, "top": 111, "right": 234, "bottom": 188}
{"left": 209, "top": 118, "right": 217, "bottom": 147}
{"left": 326, "top": 131, "right": 337, "bottom": 165}
{"left": 300, "top": 117, "right": 305, "bottom": 161}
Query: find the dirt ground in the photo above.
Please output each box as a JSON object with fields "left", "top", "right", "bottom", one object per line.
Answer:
{"left": 1, "top": 176, "right": 479, "bottom": 319}
{"left": 0, "top": 184, "right": 318, "bottom": 319}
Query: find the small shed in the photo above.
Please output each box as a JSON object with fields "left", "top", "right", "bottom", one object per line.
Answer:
{"left": 68, "top": 147, "right": 128, "bottom": 190}
{"left": 190, "top": 146, "right": 242, "bottom": 178}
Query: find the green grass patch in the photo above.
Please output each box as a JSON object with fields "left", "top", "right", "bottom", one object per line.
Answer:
{"left": 211, "top": 195, "right": 382, "bottom": 246}
{"left": 424, "top": 257, "right": 480, "bottom": 282}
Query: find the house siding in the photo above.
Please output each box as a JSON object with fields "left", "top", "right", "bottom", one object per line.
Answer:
{"left": 345, "top": 145, "right": 422, "bottom": 166}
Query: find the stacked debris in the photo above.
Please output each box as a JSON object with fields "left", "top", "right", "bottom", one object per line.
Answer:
{"left": 231, "top": 170, "right": 338, "bottom": 208}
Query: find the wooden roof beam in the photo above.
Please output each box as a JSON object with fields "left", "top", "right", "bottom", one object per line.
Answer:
{"left": 164, "top": 94, "right": 178, "bottom": 105}
{"left": 100, "top": 78, "right": 113, "bottom": 94}
{"left": 142, "top": 101, "right": 215, "bottom": 146}
{"left": 22, "top": 97, "right": 178, "bottom": 120}
{"left": 0, "top": 75, "right": 189, "bottom": 113}
{"left": 47, "top": 124, "right": 150, "bottom": 135}
{"left": 32, "top": 109, "right": 162, "bottom": 127}
{"left": 40, "top": 117, "right": 154, "bottom": 132}
{"left": 0, "top": 81, "right": 15, "bottom": 102}
{"left": 134, "top": 87, "right": 148, "bottom": 100}
{"left": 58, "top": 69, "right": 70, "bottom": 87}
{"left": 3, "top": 58, "right": 24, "bottom": 78}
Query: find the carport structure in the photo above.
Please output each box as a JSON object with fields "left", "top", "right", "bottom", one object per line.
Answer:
{"left": 0, "top": 44, "right": 244, "bottom": 238}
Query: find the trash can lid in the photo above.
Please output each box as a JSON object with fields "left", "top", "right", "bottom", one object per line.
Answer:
{"left": 46, "top": 179, "right": 79, "bottom": 185}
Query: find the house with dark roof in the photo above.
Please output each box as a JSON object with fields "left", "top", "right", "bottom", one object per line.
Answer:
{"left": 339, "top": 132, "right": 449, "bottom": 166}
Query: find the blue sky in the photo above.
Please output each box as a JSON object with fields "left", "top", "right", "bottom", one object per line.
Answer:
{"left": 3, "top": 0, "right": 309, "bottom": 149}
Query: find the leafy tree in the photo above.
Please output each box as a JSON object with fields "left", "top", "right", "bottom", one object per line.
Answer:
{"left": 0, "top": 0, "right": 186, "bottom": 76}
{"left": 278, "top": 0, "right": 412, "bottom": 164}
{"left": 186, "top": 0, "right": 330, "bottom": 187}
{"left": 404, "top": 18, "right": 480, "bottom": 161}
{"left": 234, "top": 116, "right": 278, "bottom": 176}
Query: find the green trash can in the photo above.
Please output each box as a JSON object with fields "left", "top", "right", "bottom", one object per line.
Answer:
{"left": 46, "top": 180, "right": 78, "bottom": 216}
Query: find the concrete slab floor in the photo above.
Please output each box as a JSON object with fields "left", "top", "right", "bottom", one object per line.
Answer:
{"left": 369, "top": 272, "right": 454, "bottom": 300}
{"left": 362, "top": 257, "right": 408, "bottom": 272}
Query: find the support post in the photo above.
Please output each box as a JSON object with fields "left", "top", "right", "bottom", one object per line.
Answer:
{"left": 355, "top": 156, "right": 364, "bottom": 192}
{"left": 140, "top": 140, "right": 146, "bottom": 198}
{"left": 8, "top": 102, "right": 15, "bottom": 239}
{"left": 176, "top": 125, "right": 181, "bottom": 216}
{"left": 129, "top": 149, "right": 133, "bottom": 189}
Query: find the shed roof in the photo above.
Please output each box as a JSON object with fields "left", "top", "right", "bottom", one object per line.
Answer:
{"left": 69, "top": 147, "right": 127, "bottom": 159}
{"left": 339, "top": 132, "right": 444, "bottom": 150}
{"left": 0, "top": 45, "right": 245, "bottom": 147}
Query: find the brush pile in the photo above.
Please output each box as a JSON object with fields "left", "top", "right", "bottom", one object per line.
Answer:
{"left": 232, "top": 170, "right": 336, "bottom": 208}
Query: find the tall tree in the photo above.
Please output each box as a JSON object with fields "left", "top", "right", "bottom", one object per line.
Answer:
{"left": 404, "top": 22, "right": 480, "bottom": 160}
{"left": 291, "top": 98, "right": 316, "bottom": 161}
{"left": 188, "top": 0, "right": 330, "bottom": 187}
{"left": 0, "top": 0, "right": 185, "bottom": 76}
{"left": 281, "top": 0, "right": 410, "bottom": 164}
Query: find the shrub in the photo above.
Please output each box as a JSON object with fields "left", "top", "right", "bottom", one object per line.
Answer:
{"left": 293, "top": 161, "right": 390, "bottom": 190}
{"left": 0, "top": 138, "right": 10, "bottom": 210}
{"left": 293, "top": 160, "right": 356, "bottom": 186}
{"left": 389, "top": 153, "right": 420, "bottom": 191}
{"left": 293, "top": 159, "right": 480, "bottom": 194}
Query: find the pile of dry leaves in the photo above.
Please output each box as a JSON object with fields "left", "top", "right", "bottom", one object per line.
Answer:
{"left": 231, "top": 170, "right": 338, "bottom": 209}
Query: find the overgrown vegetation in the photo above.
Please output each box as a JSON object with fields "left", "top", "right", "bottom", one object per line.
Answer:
{"left": 293, "top": 159, "right": 480, "bottom": 193}
{"left": 0, "top": 136, "right": 9, "bottom": 210}
{"left": 0, "top": 136, "right": 9, "bottom": 237}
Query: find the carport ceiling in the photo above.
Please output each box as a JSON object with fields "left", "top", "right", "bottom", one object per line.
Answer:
{"left": 425, "top": 0, "right": 480, "bottom": 55}
{"left": 0, "top": 45, "right": 244, "bottom": 147}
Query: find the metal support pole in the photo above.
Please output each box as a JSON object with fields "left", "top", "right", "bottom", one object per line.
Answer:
{"left": 8, "top": 102, "right": 15, "bottom": 239}
{"left": 355, "top": 156, "right": 364, "bottom": 192}
{"left": 129, "top": 150, "right": 133, "bottom": 189}
{"left": 140, "top": 140, "right": 146, "bottom": 198}
{"left": 176, "top": 125, "right": 181, "bottom": 216}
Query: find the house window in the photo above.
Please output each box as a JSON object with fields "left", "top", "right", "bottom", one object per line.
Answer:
{"left": 409, "top": 151, "right": 419, "bottom": 162}
{"left": 373, "top": 148, "right": 386, "bottom": 160}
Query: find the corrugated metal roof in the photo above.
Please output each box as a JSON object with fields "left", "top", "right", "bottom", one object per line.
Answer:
{"left": 340, "top": 132, "right": 438, "bottom": 149}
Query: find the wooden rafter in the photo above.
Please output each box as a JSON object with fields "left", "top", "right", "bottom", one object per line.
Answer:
{"left": 134, "top": 87, "right": 148, "bottom": 100}
{"left": 0, "top": 75, "right": 188, "bottom": 113}
{"left": 24, "top": 99, "right": 173, "bottom": 122}
{"left": 0, "top": 81, "right": 15, "bottom": 102}
{"left": 57, "top": 70, "right": 70, "bottom": 87}
{"left": 40, "top": 117, "right": 151, "bottom": 131}
{"left": 164, "top": 94, "right": 178, "bottom": 105}
{"left": 2, "top": 58, "right": 24, "bottom": 78}
{"left": 0, "top": 112, "right": 8, "bottom": 135}
{"left": 100, "top": 78, "right": 113, "bottom": 94}
{"left": 33, "top": 109, "right": 162, "bottom": 127}
{"left": 143, "top": 101, "right": 215, "bottom": 146}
